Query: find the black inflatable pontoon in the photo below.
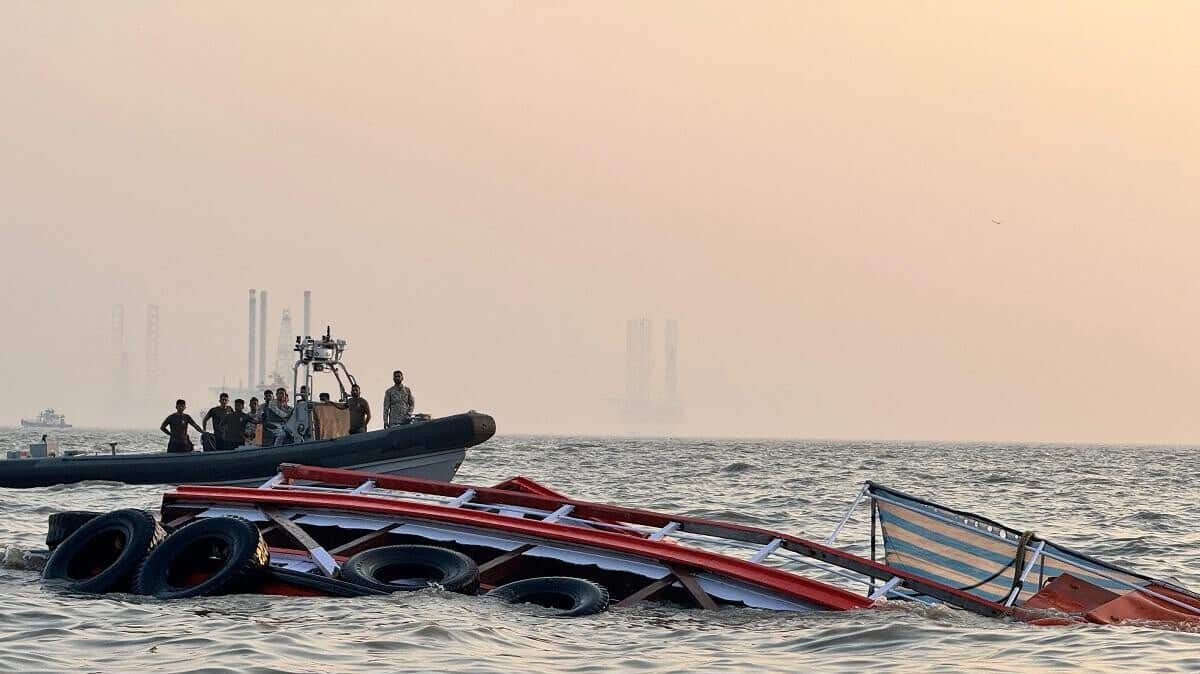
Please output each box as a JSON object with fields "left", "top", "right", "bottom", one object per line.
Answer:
{"left": 0, "top": 411, "right": 495, "bottom": 489}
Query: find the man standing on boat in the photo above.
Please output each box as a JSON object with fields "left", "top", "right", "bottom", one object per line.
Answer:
{"left": 160, "top": 400, "right": 202, "bottom": 453}
{"left": 347, "top": 384, "right": 371, "bottom": 434}
{"left": 202, "top": 393, "right": 232, "bottom": 450}
{"left": 246, "top": 397, "right": 262, "bottom": 445}
{"left": 266, "top": 387, "right": 295, "bottom": 445}
{"left": 383, "top": 370, "right": 414, "bottom": 427}
{"left": 259, "top": 390, "right": 275, "bottom": 446}
{"left": 218, "top": 398, "right": 251, "bottom": 451}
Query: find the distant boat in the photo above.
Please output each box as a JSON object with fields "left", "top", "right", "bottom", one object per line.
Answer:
{"left": 20, "top": 409, "right": 71, "bottom": 429}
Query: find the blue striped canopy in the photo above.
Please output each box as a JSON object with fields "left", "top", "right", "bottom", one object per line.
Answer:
{"left": 868, "top": 483, "right": 1151, "bottom": 605}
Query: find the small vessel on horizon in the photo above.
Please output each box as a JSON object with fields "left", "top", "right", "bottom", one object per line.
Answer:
{"left": 20, "top": 409, "right": 71, "bottom": 429}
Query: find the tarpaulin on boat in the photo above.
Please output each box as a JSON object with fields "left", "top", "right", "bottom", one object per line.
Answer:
{"left": 866, "top": 483, "right": 1150, "bottom": 605}
{"left": 311, "top": 403, "right": 350, "bottom": 440}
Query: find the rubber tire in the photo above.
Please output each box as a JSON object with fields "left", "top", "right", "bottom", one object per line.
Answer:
{"left": 42, "top": 509, "right": 165, "bottom": 593}
{"left": 133, "top": 516, "right": 268, "bottom": 599}
{"left": 487, "top": 576, "right": 610, "bottom": 617}
{"left": 45, "top": 511, "right": 104, "bottom": 551}
{"left": 266, "top": 567, "right": 388, "bottom": 598}
{"left": 340, "top": 545, "right": 480, "bottom": 594}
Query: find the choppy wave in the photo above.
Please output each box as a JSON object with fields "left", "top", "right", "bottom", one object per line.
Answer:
{"left": 1, "top": 545, "right": 47, "bottom": 572}
{"left": 1, "top": 428, "right": 1199, "bottom": 672}
{"left": 721, "top": 461, "right": 758, "bottom": 473}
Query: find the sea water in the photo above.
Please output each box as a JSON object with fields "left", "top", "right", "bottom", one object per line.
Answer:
{"left": 0, "top": 428, "right": 1197, "bottom": 673}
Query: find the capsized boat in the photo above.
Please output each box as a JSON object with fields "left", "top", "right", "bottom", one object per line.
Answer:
{"left": 166, "top": 468, "right": 1200, "bottom": 623}
{"left": 153, "top": 463, "right": 876, "bottom": 612}
{"left": 40, "top": 466, "right": 1200, "bottom": 627}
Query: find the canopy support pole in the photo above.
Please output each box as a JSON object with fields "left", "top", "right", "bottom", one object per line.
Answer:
{"left": 1004, "top": 540, "right": 1046, "bottom": 607}
{"left": 825, "top": 483, "right": 869, "bottom": 545}
{"left": 749, "top": 538, "right": 784, "bottom": 563}
{"left": 868, "top": 497, "right": 878, "bottom": 594}
{"left": 648, "top": 521, "right": 680, "bottom": 541}
{"left": 446, "top": 489, "right": 477, "bottom": 508}
{"left": 869, "top": 577, "right": 903, "bottom": 601}
{"left": 543, "top": 504, "right": 575, "bottom": 523}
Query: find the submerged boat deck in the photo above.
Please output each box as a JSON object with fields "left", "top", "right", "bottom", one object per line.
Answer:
{"left": 164, "top": 464, "right": 878, "bottom": 611}
{"left": 155, "top": 462, "right": 1200, "bottom": 625}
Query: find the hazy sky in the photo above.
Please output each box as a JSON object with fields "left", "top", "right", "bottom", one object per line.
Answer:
{"left": 2, "top": 2, "right": 1198, "bottom": 441}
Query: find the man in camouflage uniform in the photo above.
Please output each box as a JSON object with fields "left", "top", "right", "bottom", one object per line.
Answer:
{"left": 383, "top": 370, "right": 414, "bottom": 427}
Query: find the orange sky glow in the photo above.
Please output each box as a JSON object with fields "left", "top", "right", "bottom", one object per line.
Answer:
{"left": 1, "top": 2, "right": 1198, "bottom": 441}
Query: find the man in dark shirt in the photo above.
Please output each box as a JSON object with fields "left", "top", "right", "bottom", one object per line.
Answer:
{"left": 160, "top": 399, "right": 202, "bottom": 453}
{"left": 218, "top": 398, "right": 251, "bottom": 451}
{"left": 203, "top": 393, "right": 232, "bottom": 450}
{"left": 260, "top": 390, "right": 275, "bottom": 446}
{"left": 347, "top": 384, "right": 371, "bottom": 434}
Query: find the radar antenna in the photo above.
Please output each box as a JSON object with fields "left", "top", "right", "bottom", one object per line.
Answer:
{"left": 292, "top": 326, "right": 357, "bottom": 402}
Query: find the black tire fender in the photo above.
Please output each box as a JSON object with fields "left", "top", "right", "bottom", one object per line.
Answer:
{"left": 42, "top": 509, "right": 165, "bottom": 593}
{"left": 487, "top": 576, "right": 610, "bottom": 617}
{"left": 45, "top": 511, "right": 104, "bottom": 551}
{"left": 340, "top": 545, "right": 480, "bottom": 594}
{"left": 266, "top": 567, "right": 388, "bottom": 597}
{"left": 133, "top": 516, "right": 267, "bottom": 599}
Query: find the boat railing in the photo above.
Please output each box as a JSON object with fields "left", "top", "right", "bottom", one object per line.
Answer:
{"left": 245, "top": 465, "right": 966, "bottom": 607}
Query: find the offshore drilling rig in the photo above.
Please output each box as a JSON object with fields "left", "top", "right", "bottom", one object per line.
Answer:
{"left": 619, "top": 318, "right": 681, "bottom": 435}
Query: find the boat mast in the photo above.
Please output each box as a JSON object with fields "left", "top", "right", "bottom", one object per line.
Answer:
{"left": 291, "top": 327, "right": 355, "bottom": 403}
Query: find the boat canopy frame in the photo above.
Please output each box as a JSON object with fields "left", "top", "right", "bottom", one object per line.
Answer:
{"left": 161, "top": 464, "right": 1026, "bottom": 617}
{"left": 834, "top": 481, "right": 1200, "bottom": 619}
{"left": 157, "top": 465, "right": 1200, "bottom": 625}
